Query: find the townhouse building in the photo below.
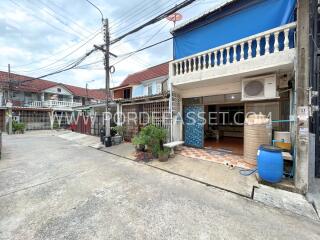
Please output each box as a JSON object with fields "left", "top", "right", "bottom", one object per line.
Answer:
{"left": 112, "top": 62, "right": 170, "bottom": 140}
{"left": 0, "top": 71, "right": 105, "bottom": 131}
{"left": 167, "top": 0, "right": 316, "bottom": 193}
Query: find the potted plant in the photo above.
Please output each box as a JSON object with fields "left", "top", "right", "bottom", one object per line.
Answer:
{"left": 158, "top": 147, "right": 171, "bottom": 162}
{"left": 114, "top": 126, "right": 125, "bottom": 138}
{"left": 132, "top": 135, "right": 145, "bottom": 152}
{"left": 131, "top": 124, "right": 168, "bottom": 160}
{"left": 110, "top": 126, "right": 126, "bottom": 145}
{"left": 12, "top": 121, "right": 26, "bottom": 134}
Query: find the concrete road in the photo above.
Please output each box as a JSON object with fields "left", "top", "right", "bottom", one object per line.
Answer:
{"left": 0, "top": 132, "right": 319, "bottom": 240}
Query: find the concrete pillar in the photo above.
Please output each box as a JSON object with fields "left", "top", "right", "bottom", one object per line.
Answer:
{"left": 116, "top": 103, "right": 122, "bottom": 126}
{"left": 41, "top": 92, "right": 45, "bottom": 102}
{"left": 6, "top": 107, "right": 12, "bottom": 134}
{"left": 50, "top": 110, "right": 54, "bottom": 130}
{"left": 172, "top": 94, "right": 183, "bottom": 142}
{"left": 294, "top": 0, "right": 310, "bottom": 194}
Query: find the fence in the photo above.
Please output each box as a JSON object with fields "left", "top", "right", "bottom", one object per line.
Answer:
{"left": 122, "top": 99, "right": 170, "bottom": 141}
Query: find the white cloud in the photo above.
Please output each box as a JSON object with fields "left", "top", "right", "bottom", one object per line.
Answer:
{"left": 0, "top": 0, "right": 225, "bottom": 89}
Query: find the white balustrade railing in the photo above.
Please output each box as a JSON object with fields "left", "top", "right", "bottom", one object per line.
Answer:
{"left": 171, "top": 22, "right": 296, "bottom": 77}
{"left": 27, "top": 101, "right": 43, "bottom": 108}
{"left": 27, "top": 100, "right": 82, "bottom": 108}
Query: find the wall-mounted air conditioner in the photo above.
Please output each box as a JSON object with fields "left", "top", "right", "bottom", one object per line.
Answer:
{"left": 241, "top": 74, "right": 278, "bottom": 101}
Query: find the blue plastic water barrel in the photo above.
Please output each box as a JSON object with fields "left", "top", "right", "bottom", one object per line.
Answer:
{"left": 257, "top": 145, "right": 283, "bottom": 183}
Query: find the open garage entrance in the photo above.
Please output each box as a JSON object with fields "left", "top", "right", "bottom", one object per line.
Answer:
{"left": 204, "top": 102, "right": 244, "bottom": 155}
{"left": 182, "top": 90, "right": 290, "bottom": 157}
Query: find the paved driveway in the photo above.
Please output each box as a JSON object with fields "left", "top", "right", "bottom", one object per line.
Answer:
{"left": 0, "top": 132, "right": 319, "bottom": 240}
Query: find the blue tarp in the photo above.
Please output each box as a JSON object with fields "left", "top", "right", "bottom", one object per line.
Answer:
{"left": 173, "top": 0, "right": 296, "bottom": 59}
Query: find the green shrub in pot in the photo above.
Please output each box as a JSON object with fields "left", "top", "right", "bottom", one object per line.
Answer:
{"left": 132, "top": 124, "right": 167, "bottom": 157}
{"left": 158, "top": 147, "right": 171, "bottom": 162}
{"left": 12, "top": 121, "right": 26, "bottom": 134}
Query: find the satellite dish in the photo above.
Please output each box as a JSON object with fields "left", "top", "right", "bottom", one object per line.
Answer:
{"left": 166, "top": 12, "right": 182, "bottom": 27}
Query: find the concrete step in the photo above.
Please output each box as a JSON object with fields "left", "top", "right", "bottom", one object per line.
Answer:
{"left": 253, "top": 185, "right": 319, "bottom": 221}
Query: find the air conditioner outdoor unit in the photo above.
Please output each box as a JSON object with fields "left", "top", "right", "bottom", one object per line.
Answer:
{"left": 241, "top": 74, "right": 278, "bottom": 101}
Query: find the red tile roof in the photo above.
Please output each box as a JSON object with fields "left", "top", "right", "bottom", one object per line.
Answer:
{"left": 0, "top": 71, "right": 107, "bottom": 100}
{"left": 117, "top": 62, "right": 169, "bottom": 88}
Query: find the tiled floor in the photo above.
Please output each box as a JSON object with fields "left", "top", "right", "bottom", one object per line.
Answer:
{"left": 204, "top": 137, "right": 244, "bottom": 155}
{"left": 177, "top": 146, "right": 255, "bottom": 170}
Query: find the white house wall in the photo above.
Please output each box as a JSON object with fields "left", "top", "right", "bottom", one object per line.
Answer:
{"left": 132, "top": 75, "right": 168, "bottom": 98}
{"left": 42, "top": 85, "right": 72, "bottom": 96}
{"left": 177, "top": 80, "right": 241, "bottom": 98}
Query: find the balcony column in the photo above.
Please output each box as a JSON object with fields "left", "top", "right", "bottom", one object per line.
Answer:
{"left": 256, "top": 37, "right": 261, "bottom": 57}
{"left": 226, "top": 47, "right": 230, "bottom": 65}
{"left": 232, "top": 45, "right": 237, "bottom": 62}
{"left": 265, "top": 34, "right": 270, "bottom": 55}
{"left": 213, "top": 51, "right": 217, "bottom": 67}
{"left": 41, "top": 92, "right": 44, "bottom": 102}
{"left": 284, "top": 28, "right": 290, "bottom": 50}
{"left": 240, "top": 43, "right": 245, "bottom": 61}
{"left": 247, "top": 40, "right": 252, "bottom": 59}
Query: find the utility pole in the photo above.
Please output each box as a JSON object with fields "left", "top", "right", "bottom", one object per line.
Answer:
{"left": 7, "top": 64, "right": 12, "bottom": 135}
{"left": 7, "top": 64, "right": 10, "bottom": 102}
{"left": 103, "top": 18, "right": 112, "bottom": 146}
{"left": 294, "top": 0, "right": 310, "bottom": 194}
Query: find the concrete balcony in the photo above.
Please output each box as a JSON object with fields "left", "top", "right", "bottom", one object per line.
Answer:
{"left": 170, "top": 23, "right": 296, "bottom": 90}
{"left": 27, "top": 100, "right": 82, "bottom": 110}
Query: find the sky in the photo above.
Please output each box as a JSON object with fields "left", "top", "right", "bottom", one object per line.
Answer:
{"left": 0, "top": 0, "right": 226, "bottom": 89}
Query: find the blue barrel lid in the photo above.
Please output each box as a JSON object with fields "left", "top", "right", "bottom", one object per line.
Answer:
{"left": 259, "top": 144, "right": 282, "bottom": 153}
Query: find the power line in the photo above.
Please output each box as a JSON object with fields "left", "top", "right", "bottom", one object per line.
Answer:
{"left": 110, "top": 0, "right": 177, "bottom": 36}
{"left": 10, "top": 0, "right": 194, "bottom": 84}
{"left": 110, "top": 0, "right": 196, "bottom": 45}
{"left": 113, "top": 37, "right": 173, "bottom": 66}
{"left": 109, "top": 0, "right": 158, "bottom": 29}
{"left": 26, "top": 0, "right": 88, "bottom": 39}
{"left": 39, "top": 0, "right": 94, "bottom": 35}
{"left": 78, "top": 20, "right": 171, "bottom": 69}
{"left": 21, "top": 49, "right": 99, "bottom": 83}
{"left": 20, "top": 30, "right": 102, "bottom": 74}
{"left": 8, "top": 28, "right": 102, "bottom": 70}
{"left": 9, "top": 0, "right": 81, "bottom": 39}
{"left": 110, "top": 0, "right": 179, "bottom": 38}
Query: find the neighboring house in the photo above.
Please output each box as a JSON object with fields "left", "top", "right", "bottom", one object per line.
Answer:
{"left": 0, "top": 71, "right": 106, "bottom": 131}
{"left": 112, "top": 62, "right": 169, "bottom": 100}
{"left": 112, "top": 62, "right": 170, "bottom": 140}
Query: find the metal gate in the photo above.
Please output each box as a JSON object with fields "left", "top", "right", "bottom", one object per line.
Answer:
{"left": 73, "top": 115, "right": 92, "bottom": 135}
{"left": 183, "top": 105, "right": 204, "bottom": 148}
{"left": 310, "top": 0, "right": 320, "bottom": 177}
{"left": 91, "top": 114, "right": 104, "bottom": 136}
